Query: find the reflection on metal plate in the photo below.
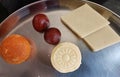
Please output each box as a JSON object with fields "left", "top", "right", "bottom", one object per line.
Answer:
{"left": 0, "top": 0, "right": 120, "bottom": 77}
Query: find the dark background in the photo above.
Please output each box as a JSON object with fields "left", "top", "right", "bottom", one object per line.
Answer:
{"left": 0, "top": 0, "right": 120, "bottom": 23}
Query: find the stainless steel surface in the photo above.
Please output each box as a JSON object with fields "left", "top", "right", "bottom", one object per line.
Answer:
{"left": 0, "top": 0, "right": 120, "bottom": 77}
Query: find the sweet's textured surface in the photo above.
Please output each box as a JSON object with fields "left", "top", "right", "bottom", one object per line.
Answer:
{"left": 51, "top": 42, "right": 82, "bottom": 73}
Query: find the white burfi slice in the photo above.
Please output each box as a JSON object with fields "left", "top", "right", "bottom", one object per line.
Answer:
{"left": 84, "top": 26, "right": 120, "bottom": 51}
{"left": 61, "top": 4, "right": 110, "bottom": 38}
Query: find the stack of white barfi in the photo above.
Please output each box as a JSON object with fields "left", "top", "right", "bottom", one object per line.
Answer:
{"left": 61, "top": 4, "right": 120, "bottom": 51}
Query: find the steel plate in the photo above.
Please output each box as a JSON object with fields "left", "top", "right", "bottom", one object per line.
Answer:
{"left": 0, "top": 0, "right": 120, "bottom": 77}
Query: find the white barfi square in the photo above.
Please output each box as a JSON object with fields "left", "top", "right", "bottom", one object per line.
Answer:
{"left": 84, "top": 26, "right": 120, "bottom": 51}
{"left": 61, "top": 4, "right": 110, "bottom": 38}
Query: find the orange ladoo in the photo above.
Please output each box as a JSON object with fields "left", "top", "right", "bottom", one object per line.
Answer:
{"left": 0, "top": 34, "right": 31, "bottom": 64}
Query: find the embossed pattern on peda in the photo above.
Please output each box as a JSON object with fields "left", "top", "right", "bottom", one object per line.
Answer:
{"left": 51, "top": 42, "right": 82, "bottom": 73}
